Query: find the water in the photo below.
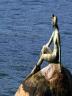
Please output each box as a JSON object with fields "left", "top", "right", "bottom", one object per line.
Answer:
{"left": 0, "top": 0, "right": 72, "bottom": 95}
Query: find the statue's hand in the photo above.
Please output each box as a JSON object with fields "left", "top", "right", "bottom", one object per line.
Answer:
{"left": 41, "top": 44, "right": 48, "bottom": 54}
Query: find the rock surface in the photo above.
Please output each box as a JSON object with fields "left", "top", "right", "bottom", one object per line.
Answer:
{"left": 15, "top": 64, "right": 72, "bottom": 96}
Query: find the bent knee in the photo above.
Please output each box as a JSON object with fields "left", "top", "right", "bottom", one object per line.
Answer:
{"left": 41, "top": 46, "right": 48, "bottom": 54}
{"left": 41, "top": 54, "right": 51, "bottom": 61}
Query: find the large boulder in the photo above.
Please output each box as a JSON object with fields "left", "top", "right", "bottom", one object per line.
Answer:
{"left": 15, "top": 64, "right": 72, "bottom": 96}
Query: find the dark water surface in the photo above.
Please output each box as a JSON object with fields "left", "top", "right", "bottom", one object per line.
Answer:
{"left": 0, "top": 0, "right": 72, "bottom": 95}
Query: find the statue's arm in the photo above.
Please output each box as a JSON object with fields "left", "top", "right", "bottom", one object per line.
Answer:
{"left": 46, "top": 32, "right": 54, "bottom": 47}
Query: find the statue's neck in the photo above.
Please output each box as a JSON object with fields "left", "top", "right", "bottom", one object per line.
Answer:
{"left": 53, "top": 24, "right": 59, "bottom": 31}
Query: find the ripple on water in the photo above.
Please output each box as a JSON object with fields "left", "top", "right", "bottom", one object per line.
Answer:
{"left": 0, "top": 72, "right": 9, "bottom": 79}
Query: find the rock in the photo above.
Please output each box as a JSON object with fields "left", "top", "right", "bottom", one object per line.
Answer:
{"left": 15, "top": 64, "right": 72, "bottom": 96}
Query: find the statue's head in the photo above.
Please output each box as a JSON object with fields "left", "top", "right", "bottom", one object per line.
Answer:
{"left": 51, "top": 14, "right": 58, "bottom": 27}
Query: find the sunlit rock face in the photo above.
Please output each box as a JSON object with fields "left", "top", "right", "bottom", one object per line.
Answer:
{"left": 15, "top": 64, "right": 72, "bottom": 96}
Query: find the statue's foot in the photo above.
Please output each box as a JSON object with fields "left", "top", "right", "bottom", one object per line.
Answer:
{"left": 24, "top": 65, "right": 41, "bottom": 81}
{"left": 31, "top": 65, "right": 41, "bottom": 74}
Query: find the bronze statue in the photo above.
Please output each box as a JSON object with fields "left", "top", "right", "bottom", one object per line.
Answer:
{"left": 25, "top": 14, "right": 61, "bottom": 80}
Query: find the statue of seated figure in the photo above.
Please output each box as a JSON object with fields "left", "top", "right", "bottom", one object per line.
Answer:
{"left": 25, "top": 14, "right": 61, "bottom": 80}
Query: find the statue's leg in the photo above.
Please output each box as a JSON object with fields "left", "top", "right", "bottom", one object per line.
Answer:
{"left": 25, "top": 46, "right": 52, "bottom": 80}
{"left": 30, "top": 46, "right": 52, "bottom": 74}
{"left": 37, "top": 53, "right": 52, "bottom": 63}
{"left": 30, "top": 55, "right": 44, "bottom": 74}
{"left": 24, "top": 54, "right": 44, "bottom": 80}
{"left": 31, "top": 52, "right": 52, "bottom": 74}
